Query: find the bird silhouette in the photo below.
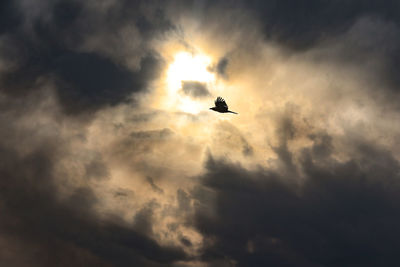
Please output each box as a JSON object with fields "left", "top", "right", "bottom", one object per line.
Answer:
{"left": 210, "top": 97, "right": 238, "bottom": 114}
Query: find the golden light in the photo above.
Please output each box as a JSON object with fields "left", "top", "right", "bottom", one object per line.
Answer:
{"left": 167, "top": 52, "right": 215, "bottom": 90}
{"left": 165, "top": 51, "right": 215, "bottom": 114}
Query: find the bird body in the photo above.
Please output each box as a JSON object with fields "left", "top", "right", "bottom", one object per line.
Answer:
{"left": 210, "top": 97, "right": 238, "bottom": 114}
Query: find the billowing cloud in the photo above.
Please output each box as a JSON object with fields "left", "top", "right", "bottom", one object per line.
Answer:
{"left": 193, "top": 131, "right": 400, "bottom": 266}
{"left": 1, "top": 0, "right": 400, "bottom": 266}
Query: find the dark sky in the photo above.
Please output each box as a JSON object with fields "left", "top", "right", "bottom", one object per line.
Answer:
{"left": 1, "top": 1, "right": 400, "bottom": 266}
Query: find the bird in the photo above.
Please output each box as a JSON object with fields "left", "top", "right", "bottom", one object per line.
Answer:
{"left": 210, "top": 97, "right": 238, "bottom": 114}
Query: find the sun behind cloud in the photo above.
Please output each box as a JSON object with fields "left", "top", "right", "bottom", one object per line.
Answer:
{"left": 165, "top": 51, "right": 215, "bottom": 114}
{"left": 167, "top": 51, "right": 215, "bottom": 90}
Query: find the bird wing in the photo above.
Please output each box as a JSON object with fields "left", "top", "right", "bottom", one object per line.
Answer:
{"left": 215, "top": 97, "right": 228, "bottom": 110}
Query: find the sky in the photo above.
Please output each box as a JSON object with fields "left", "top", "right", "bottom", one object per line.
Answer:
{"left": 1, "top": 0, "right": 400, "bottom": 266}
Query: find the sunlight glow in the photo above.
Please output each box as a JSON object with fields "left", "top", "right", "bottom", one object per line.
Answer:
{"left": 167, "top": 52, "right": 215, "bottom": 91}
{"left": 165, "top": 52, "right": 215, "bottom": 114}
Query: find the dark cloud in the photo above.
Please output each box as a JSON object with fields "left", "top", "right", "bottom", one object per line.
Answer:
{"left": 238, "top": 0, "right": 400, "bottom": 51}
{"left": 0, "top": 0, "right": 167, "bottom": 115}
{"left": 0, "top": 1, "right": 22, "bottom": 34}
{"left": 208, "top": 57, "right": 229, "bottom": 78}
{"left": 180, "top": 81, "right": 211, "bottom": 98}
{"left": 180, "top": 237, "right": 193, "bottom": 247}
{"left": 54, "top": 52, "right": 161, "bottom": 114}
{"left": 192, "top": 136, "right": 400, "bottom": 266}
{"left": 133, "top": 201, "right": 158, "bottom": 236}
{"left": 216, "top": 57, "right": 229, "bottom": 78}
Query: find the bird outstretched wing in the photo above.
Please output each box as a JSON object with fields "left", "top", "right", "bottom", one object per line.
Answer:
{"left": 215, "top": 97, "right": 228, "bottom": 110}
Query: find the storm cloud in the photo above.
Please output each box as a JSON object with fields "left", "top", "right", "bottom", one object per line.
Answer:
{"left": 193, "top": 134, "right": 400, "bottom": 266}
{"left": 2, "top": 0, "right": 400, "bottom": 266}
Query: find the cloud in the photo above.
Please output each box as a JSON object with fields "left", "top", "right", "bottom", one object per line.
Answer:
{"left": 0, "top": 144, "right": 188, "bottom": 266}
{"left": 0, "top": 0, "right": 167, "bottom": 115}
{"left": 212, "top": 121, "right": 254, "bottom": 157}
{"left": 147, "top": 176, "right": 164, "bottom": 194}
{"left": 0, "top": 90, "right": 189, "bottom": 266}
{"left": 54, "top": 52, "right": 162, "bottom": 114}
{"left": 180, "top": 81, "right": 211, "bottom": 98}
{"left": 0, "top": 1, "right": 21, "bottom": 35}
{"left": 216, "top": 57, "right": 229, "bottom": 78}
{"left": 2, "top": 0, "right": 400, "bottom": 266}
{"left": 208, "top": 57, "right": 229, "bottom": 78}
{"left": 130, "top": 128, "right": 173, "bottom": 139}
{"left": 238, "top": 0, "right": 400, "bottom": 51}
{"left": 192, "top": 136, "right": 400, "bottom": 266}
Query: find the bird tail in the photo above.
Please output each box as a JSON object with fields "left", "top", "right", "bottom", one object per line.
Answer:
{"left": 228, "top": 111, "right": 238, "bottom": 114}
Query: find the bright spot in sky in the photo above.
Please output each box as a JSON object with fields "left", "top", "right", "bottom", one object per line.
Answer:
{"left": 165, "top": 52, "right": 215, "bottom": 114}
{"left": 167, "top": 52, "right": 215, "bottom": 90}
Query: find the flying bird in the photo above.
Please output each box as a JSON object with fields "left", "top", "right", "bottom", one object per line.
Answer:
{"left": 210, "top": 97, "right": 238, "bottom": 114}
